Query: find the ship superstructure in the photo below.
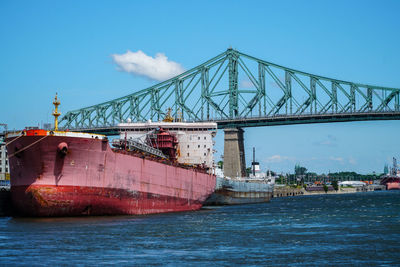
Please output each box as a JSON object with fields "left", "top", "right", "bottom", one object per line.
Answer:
{"left": 0, "top": 123, "right": 10, "bottom": 183}
{"left": 0, "top": 136, "right": 10, "bottom": 182}
{"left": 118, "top": 120, "right": 217, "bottom": 169}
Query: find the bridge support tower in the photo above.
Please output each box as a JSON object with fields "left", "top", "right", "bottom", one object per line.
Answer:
{"left": 223, "top": 128, "right": 246, "bottom": 178}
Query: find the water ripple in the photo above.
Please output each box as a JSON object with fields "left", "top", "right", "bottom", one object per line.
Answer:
{"left": 0, "top": 191, "right": 399, "bottom": 266}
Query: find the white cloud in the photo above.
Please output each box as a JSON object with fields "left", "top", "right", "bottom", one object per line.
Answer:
{"left": 112, "top": 50, "right": 185, "bottom": 81}
{"left": 268, "top": 81, "right": 281, "bottom": 89}
{"left": 265, "top": 155, "right": 294, "bottom": 163}
{"left": 313, "top": 134, "right": 337, "bottom": 147}
{"left": 329, "top": 156, "right": 344, "bottom": 162}
{"left": 349, "top": 157, "right": 357, "bottom": 165}
{"left": 240, "top": 80, "right": 255, "bottom": 88}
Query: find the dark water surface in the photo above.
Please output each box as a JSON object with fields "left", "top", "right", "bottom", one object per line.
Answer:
{"left": 1, "top": 191, "right": 399, "bottom": 266}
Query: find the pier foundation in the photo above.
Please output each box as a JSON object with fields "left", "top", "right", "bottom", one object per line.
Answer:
{"left": 223, "top": 128, "right": 246, "bottom": 178}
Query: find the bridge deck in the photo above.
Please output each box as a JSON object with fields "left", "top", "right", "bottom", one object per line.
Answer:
{"left": 66, "top": 111, "right": 400, "bottom": 135}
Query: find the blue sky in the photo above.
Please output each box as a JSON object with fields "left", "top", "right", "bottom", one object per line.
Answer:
{"left": 1, "top": 0, "right": 399, "bottom": 174}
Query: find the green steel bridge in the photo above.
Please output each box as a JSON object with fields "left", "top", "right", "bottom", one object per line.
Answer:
{"left": 59, "top": 48, "right": 400, "bottom": 135}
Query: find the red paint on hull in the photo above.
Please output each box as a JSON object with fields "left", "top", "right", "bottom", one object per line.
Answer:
{"left": 7, "top": 134, "right": 215, "bottom": 216}
{"left": 12, "top": 185, "right": 202, "bottom": 216}
{"left": 380, "top": 176, "right": 400, "bottom": 190}
{"left": 386, "top": 182, "right": 400, "bottom": 190}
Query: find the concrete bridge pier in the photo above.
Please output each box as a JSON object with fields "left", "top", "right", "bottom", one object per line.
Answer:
{"left": 223, "top": 128, "right": 246, "bottom": 178}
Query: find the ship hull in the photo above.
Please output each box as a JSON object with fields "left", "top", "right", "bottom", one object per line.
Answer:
{"left": 12, "top": 185, "right": 202, "bottom": 216}
{"left": 7, "top": 133, "right": 215, "bottom": 216}
{"left": 380, "top": 176, "right": 400, "bottom": 190}
{"left": 386, "top": 182, "right": 400, "bottom": 190}
{"left": 205, "top": 177, "right": 273, "bottom": 205}
{"left": 205, "top": 190, "right": 272, "bottom": 205}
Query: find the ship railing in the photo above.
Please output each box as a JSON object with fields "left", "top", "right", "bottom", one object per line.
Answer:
{"left": 112, "top": 139, "right": 167, "bottom": 159}
{"left": 225, "top": 176, "right": 270, "bottom": 184}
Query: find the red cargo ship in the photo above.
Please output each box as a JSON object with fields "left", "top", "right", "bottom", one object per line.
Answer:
{"left": 380, "top": 157, "right": 400, "bottom": 190}
{"left": 380, "top": 177, "right": 400, "bottom": 190}
{"left": 6, "top": 97, "right": 217, "bottom": 216}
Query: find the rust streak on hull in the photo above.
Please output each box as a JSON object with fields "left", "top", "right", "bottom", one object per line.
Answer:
{"left": 12, "top": 185, "right": 202, "bottom": 216}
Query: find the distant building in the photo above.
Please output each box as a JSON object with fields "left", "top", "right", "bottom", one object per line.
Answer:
{"left": 43, "top": 123, "right": 52, "bottom": 130}
{"left": 0, "top": 137, "right": 10, "bottom": 181}
{"left": 339, "top": 181, "right": 366, "bottom": 187}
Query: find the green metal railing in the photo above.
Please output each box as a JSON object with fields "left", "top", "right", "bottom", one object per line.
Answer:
{"left": 60, "top": 49, "right": 400, "bottom": 129}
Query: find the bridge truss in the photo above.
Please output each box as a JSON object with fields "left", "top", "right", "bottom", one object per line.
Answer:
{"left": 60, "top": 49, "right": 400, "bottom": 131}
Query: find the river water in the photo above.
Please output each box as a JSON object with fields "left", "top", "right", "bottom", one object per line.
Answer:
{"left": 0, "top": 191, "right": 399, "bottom": 266}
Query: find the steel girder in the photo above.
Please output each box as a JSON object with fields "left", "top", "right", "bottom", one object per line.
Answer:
{"left": 59, "top": 49, "right": 400, "bottom": 129}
